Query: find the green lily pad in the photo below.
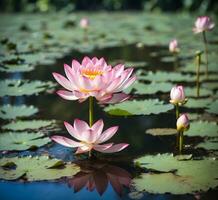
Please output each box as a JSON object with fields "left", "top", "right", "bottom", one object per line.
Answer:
{"left": 0, "top": 79, "right": 56, "bottom": 97}
{"left": 196, "top": 138, "right": 218, "bottom": 150}
{"left": 186, "top": 121, "right": 218, "bottom": 137}
{"left": 104, "top": 99, "right": 174, "bottom": 116}
{"left": 202, "top": 82, "right": 218, "bottom": 90}
{"left": 0, "top": 105, "right": 38, "bottom": 119}
{"left": 0, "top": 132, "right": 51, "bottom": 151}
{"left": 111, "top": 60, "right": 147, "bottom": 68}
{"left": 0, "top": 64, "right": 34, "bottom": 72}
{"left": 184, "top": 98, "right": 213, "bottom": 108}
{"left": 185, "top": 87, "right": 213, "bottom": 97}
{"left": 206, "top": 100, "right": 218, "bottom": 115}
{"left": 126, "top": 82, "right": 173, "bottom": 95}
{"left": 145, "top": 128, "right": 177, "bottom": 136}
{"left": 0, "top": 156, "right": 80, "bottom": 181}
{"left": 138, "top": 71, "right": 194, "bottom": 82}
{"left": 2, "top": 120, "right": 57, "bottom": 131}
{"left": 133, "top": 153, "right": 218, "bottom": 194}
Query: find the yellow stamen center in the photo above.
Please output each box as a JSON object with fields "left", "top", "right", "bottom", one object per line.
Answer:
{"left": 81, "top": 68, "right": 103, "bottom": 80}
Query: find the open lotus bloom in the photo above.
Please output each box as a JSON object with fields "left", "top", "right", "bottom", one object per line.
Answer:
{"left": 170, "top": 85, "right": 187, "bottom": 106}
{"left": 177, "top": 114, "right": 190, "bottom": 132}
{"left": 193, "top": 16, "right": 215, "bottom": 33}
{"left": 68, "top": 160, "right": 131, "bottom": 196}
{"left": 169, "top": 39, "right": 180, "bottom": 53}
{"left": 51, "top": 119, "right": 129, "bottom": 154}
{"left": 80, "top": 18, "right": 89, "bottom": 29}
{"left": 52, "top": 56, "right": 136, "bottom": 104}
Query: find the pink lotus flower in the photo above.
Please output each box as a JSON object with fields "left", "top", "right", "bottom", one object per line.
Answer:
{"left": 68, "top": 160, "right": 131, "bottom": 196}
{"left": 80, "top": 18, "right": 89, "bottom": 29}
{"left": 169, "top": 39, "right": 180, "bottom": 53}
{"left": 193, "top": 16, "right": 215, "bottom": 33}
{"left": 52, "top": 56, "right": 136, "bottom": 104}
{"left": 177, "top": 114, "right": 190, "bottom": 132}
{"left": 51, "top": 119, "right": 129, "bottom": 154}
{"left": 170, "top": 85, "right": 187, "bottom": 105}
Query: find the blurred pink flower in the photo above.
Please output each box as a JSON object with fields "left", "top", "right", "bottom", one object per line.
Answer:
{"left": 170, "top": 85, "right": 186, "bottom": 105}
{"left": 169, "top": 39, "right": 180, "bottom": 53}
{"left": 80, "top": 18, "right": 89, "bottom": 29}
{"left": 68, "top": 160, "right": 131, "bottom": 196}
{"left": 193, "top": 16, "right": 215, "bottom": 33}
{"left": 177, "top": 114, "right": 190, "bottom": 132}
{"left": 51, "top": 119, "right": 129, "bottom": 154}
{"left": 52, "top": 56, "right": 136, "bottom": 104}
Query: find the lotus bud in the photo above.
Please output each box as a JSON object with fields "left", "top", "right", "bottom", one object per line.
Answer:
{"left": 169, "top": 39, "right": 180, "bottom": 53}
{"left": 177, "top": 114, "right": 190, "bottom": 132}
{"left": 170, "top": 85, "right": 187, "bottom": 106}
{"left": 80, "top": 18, "right": 89, "bottom": 29}
{"left": 193, "top": 16, "right": 215, "bottom": 34}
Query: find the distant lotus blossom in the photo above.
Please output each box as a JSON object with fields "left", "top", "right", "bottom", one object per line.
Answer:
{"left": 170, "top": 85, "right": 186, "bottom": 105}
{"left": 169, "top": 39, "right": 180, "bottom": 53}
{"left": 80, "top": 18, "right": 89, "bottom": 29}
{"left": 193, "top": 16, "right": 215, "bottom": 33}
{"left": 176, "top": 114, "right": 190, "bottom": 132}
{"left": 52, "top": 56, "right": 136, "bottom": 104}
{"left": 51, "top": 119, "right": 129, "bottom": 154}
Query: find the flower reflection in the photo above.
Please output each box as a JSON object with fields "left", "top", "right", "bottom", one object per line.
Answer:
{"left": 67, "top": 160, "right": 131, "bottom": 196}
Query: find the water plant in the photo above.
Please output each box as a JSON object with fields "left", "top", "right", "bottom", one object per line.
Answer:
{"left": 195, "top": 50, "right": 203, "bottom": 97}
{"left": 169, "top": 39, "right": 180, "bottom": 69}
{"left": 193, "top": 16, "right": 215, "bottom": 78}
{"left": 80, "top": 17, "right": 89, "bottom": 41}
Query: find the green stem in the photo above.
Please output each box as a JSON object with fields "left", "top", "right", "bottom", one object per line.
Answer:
{"left": 196, "top": 52, "right": 201, "bottom": 98}
{"left": 173, "top": 52, "right": 179, "bottom": 70}
{"left": 202, "top": 31, "right": 208, "bottom": 79}
{"left": 89, "top": 96, "right": 94, "bottom": 127}
{"left": 179, "top": 131, "right": 184, "bottom": 154}
{"left": 175, "top": 104, "right": 179, "bottom": 119}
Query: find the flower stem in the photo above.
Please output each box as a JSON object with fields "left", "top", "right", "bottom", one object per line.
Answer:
{"left": 175, "top": 104, "right": 179, "bottom": 119}
{"left": 202, "top": 31, "right": 208, "bottom": 79}
{"left": 88, "top": 150, "right": 92, "bottom": 158}
{"left": 89, "top": 96, "right": 94, "bottom": 127}
{"left": 173, "top": 52, "right": 179, "bottom": 70}
{"left": 195, "top": 51, "right": 201, "bottom": 98}
{"left": 179, "top": 131, "right": 184, "bottom": 154}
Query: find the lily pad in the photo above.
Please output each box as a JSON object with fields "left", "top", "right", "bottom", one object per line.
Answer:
{"left": 0, "top": 79, "right": 56, "bottom": 97}
{"left": 133, "top": 153, "right": 218, "bottom": 194}
{"left": 186, "top": 121, "right": 218, "bottom": 137}
{"left": 145, "top": 128, "right": 177, "bottom": 136}
{"left": 202, "top": 82, "right": 218, "bottom": 90}
{"left": 104, "top": 99, "right": 173, "bottom": 116}
{"left": 0, "top": 132, "right": 51, "bottom": 151}
{"left": 0, "top": 156, "right": 80, "bottom": 181}
{"left": 126, "top": 82, "right": 173, "bottom": 95}
{"left": 138, "top": 71, "right": 194, "bottom": 82}
{"left": 0, "top": 64, "right": 34, "bottom": 72}
{"left": 184, "top": 98, "right": 213, "bottom": 109}
{"left": 206, "top": 100, "right": 218, "bottom": 115}
{"left": 196, "top": 138, "right": 218, "bottom": 150}
{"left": 2, "top": 120, "right": 57, "bottom": 131}
{"left": 185, "top": 87, "right": 213, "bottom": 97}
{"left": 0, "top": 104, "right": 38, "bottom": 119}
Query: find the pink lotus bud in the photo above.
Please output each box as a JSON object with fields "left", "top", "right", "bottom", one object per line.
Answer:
{"left": 177, "top": 114, "right": 190, "bottom": 132}
{"left": 193, "top": 16, "right": 215, "bottom": 33}
{"left": 169, "top": 39, "right": 179, "bottom": 53}
{"left": 170, "top": 85, "right": 186, "bottom": 105}
{"left": 80, "top": 18, "right": 89, "bottom": 29}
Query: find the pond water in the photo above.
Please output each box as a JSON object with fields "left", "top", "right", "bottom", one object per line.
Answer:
{"left": 0, "top": 13, "right": 218, "bottom": 200}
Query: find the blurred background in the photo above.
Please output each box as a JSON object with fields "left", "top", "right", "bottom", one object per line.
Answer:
{"left": 0, "top": 0, "right": 218, "bottom": 13}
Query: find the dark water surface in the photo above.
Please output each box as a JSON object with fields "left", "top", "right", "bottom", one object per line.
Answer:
{"left": 0, "top": 44, "right": 217, "bottom": 200}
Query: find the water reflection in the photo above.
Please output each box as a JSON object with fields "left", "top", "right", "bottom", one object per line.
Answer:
{"left": 67, "top": 160, "right": 132, "bottom": 197}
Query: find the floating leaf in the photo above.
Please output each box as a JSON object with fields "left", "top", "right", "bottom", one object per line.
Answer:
{"left": 0, "top": 105, "right": 38, "bottom": 119}
{"left": 0, "top": 132, "right": 51, "bottom": 151}
{"left": 138, "top": 71, "right": 194, "bottom": 82}
{"left": 2, "top": 120, "right": 57, "bottom": 131}
{"left": 186, "top": 121, "right": 218, "bottom": 137}
{"left": 184, "top": 98, "right": 213, "bottom": 108}
{"left": 145, "top": 128, "right": 177, "bottom": 136}
{"left": 202, "top": 82, "right": 218, "bottom": 90}
{"left": 196, "top": 138, "right": 218, "bottom": 150}
{"left": 133, "top": 153, "right": 218, "bottom": 194}
{"left": 126, "top": 82, "right": 173, "bottom": 95}
{"left": 104, "top": 99, "right": 173, "bottom": 116}
{"left": 0, "top": 64, "right": 34, "bottom": 72}
{"left": 0, "top": 156, "right": 80, "bottom": 181}
{"left": 0, "top": 79, "right": 56, "bottom": 97}
{"left": 206, "top": 100, "right": 218, "bottom": 115}
{"left": 185, "top": 87, "right": 213, "bottom": 97}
